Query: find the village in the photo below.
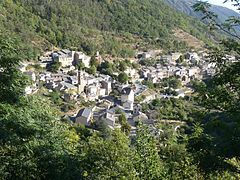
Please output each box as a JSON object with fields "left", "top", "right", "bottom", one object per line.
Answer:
{"left": 19, "top": 48, "right": 236, "bottom": 135}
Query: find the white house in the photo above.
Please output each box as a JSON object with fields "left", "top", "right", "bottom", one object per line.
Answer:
{"left": 133, "top": 112, "right": 148, "bottom": 123}
{"left": 186, "top": 52, "right": 200, "bottom": 64}
{"left": 75, "top": 108, "right": 92, "bottom": 126}
{"left": 99, "top": 88, "right": 107, "bottom": 97}
{"left": 74, "top": 51, "right": 91, "bottom": 68}
{"left": 25, "top": 86, "right": 35, "bottom": 95}
{"left": 52, "top": 50, "right": 74, "bottom": 67}
{"left": 124, "top": 68, "right": 136, "bottom": 77}
{"left": 104, "top": 110, "right": 116, "bottom": 129}
{"left": 69, "top": 76, "right": 78, "bottom": 85}
{"left": 60, "top": 82, "right": 77, "bottom": 93}
{"left": 161, "top": 55, "right": 173, "bottom": 64}
{"left": 141, "top": 89, "right": 157, "bottom": 103}
{"left": 86, "top": 85, "right": 98, "bottom": 95}
{"left": 171, "top": 52, "right": 182, "bottom": 62}
{"left": 19, "top": 62, "right": 29, "bottom": 72}
{"left": 143, "top": 52, "right": 152, "bottom": 59}
{"left": 51, "top": 73, "right": 64, "bottom": 82}
{"left": 188, "top": 67, "right": 200, "bottom": 77}
{"left": 121, "top": 87, "right": 134, "bottom": 110}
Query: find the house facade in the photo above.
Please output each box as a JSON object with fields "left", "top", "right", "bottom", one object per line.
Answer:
{"left": 75, "top": 108, "right": 92, "bottom": 126}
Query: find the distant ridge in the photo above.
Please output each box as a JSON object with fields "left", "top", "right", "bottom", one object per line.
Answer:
{"left": 165, "top": 0, "right": 240, "bottom": 34}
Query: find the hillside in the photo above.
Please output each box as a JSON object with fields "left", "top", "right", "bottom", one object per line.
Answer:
{"left": 165, "top": 0, "right": 240, "bottom": 34}
{"left": 0, "top": 0, "right": 212, "bottom": 58}
{"left": 173, "top": 28, "right": 205, "bottom": 49}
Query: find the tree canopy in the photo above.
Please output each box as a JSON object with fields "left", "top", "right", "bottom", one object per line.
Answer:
{"left": 118, "top": 72, "right": 129, "bottom": 84}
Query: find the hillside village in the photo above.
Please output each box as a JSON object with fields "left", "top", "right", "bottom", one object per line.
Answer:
{"left": 2, "top": 0, "right": 240, "bottom": 178}
{"left": 20, "top": 48, "right": 237, "bottom": 135}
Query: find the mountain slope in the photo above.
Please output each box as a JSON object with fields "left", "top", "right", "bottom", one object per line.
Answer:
{"left": 165, "top": 0, "right": 240, "bottom": 33}
{"left": 212, "top": 5, "right": 239, "bottom": 22}
{"left": 0, "top": 0, "right": 211, "bottom": 57}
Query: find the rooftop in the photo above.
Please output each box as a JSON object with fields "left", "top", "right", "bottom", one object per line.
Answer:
{"left": 76, "top": 108, "right": 92, "bottom": 118}
{"left": 121, "top": 87, "right": 132, "bottom": 95}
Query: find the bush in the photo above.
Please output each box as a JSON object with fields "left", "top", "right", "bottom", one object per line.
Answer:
{"left": 118, "top": 72, "right": 129, "bottom": 83}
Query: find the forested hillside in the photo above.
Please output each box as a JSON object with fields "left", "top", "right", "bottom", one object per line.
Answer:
{"left": 0, "top": 0, "right": 211, "bottom": 57}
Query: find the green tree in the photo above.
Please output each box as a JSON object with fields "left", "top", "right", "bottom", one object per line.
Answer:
{"left": 49, "top": 61, "right": 62, "bottom": 72}
{"left": 119, "top": 61, "right": 127, "bottom": 71}
{"left": 162, "top": 76, "right": 182, "bottom": 89}
{"left": 119, "top": 113, "right": 131, "bottom": 135}
{"left": 118, "top": 72, "right": 129, "bottom": 83}
{"left": 157, "top": 126, "right": 201, "bottom": 179}
{"left": 0, "top": 35, "right": 29, "bottom": 104}
{"left": 187, "top": 1, "right": 240, "bottom": 176}
{"left": 86, "top": 65, "right": 97, "bottom": 75}
{"left": 76, "top": 60, "right": 85, "bottom": 70}
{"left": 132, "top": 62, "right": 140, "bottom": 69}
{"left": 0, "top": 96, "right": 80, "bottom": 179}
{"left": 99, "top": 61, "right": 112, "bottom": 70}
{"left": 169, "top": 77, "right": 181, "bottom": 89}
{"left": 90, "top": 56, "right": 99, "bottom": 67}
{"left": 79, "top": 130, "right": 137, "bottom": 179}
{"left": 142, "top": 80, "right": 154, "bottom": 89}
{"left": 49, "top": 90, "right": 63, "bottom": 105}
{"left": 67, "top": 70, "right": 77, "bottom": 76}
{"left": 93, "top": 118, "right": 111, "bottom": 139}
{"left": 134, "top": 124, "right": 166, "bottom": 179}
{"left": 119, "top": 113, "right": 127, "bottom": 124}
{"left": 121, "top": 123, "right": 131, "bottom": 135}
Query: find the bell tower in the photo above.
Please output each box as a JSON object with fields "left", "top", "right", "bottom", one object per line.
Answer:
{"left": 77, "top": 70, "right": 85, "bottom": 94}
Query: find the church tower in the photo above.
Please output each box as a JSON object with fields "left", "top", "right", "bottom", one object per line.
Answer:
{"left": 77, "top": 70, "right": 85, "bottom": 94}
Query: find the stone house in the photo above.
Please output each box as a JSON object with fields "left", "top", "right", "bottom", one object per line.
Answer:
{"left": 75, "top": 108, "right": 93, "bottom": 126}
{"left": 121, "top": 87, "right": 134, "bottom": 110}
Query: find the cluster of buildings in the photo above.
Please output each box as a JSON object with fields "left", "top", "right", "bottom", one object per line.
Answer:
{"left": 139, "top": 51, "right": 215, "bottom": 85}
{"left": 75, "top": 87, "right": 136, "bottom": 129}
{"left": 140, "top": 65, "right": 202, "bottom": 85}
{"left": 20, "top": 48, "right": 237, "bottom": 134}
{"left": 38, "top": 49, "right": 102, "bottom": 69}
{"left": 37, "top": 70, "right": 112, "bottom": 101}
